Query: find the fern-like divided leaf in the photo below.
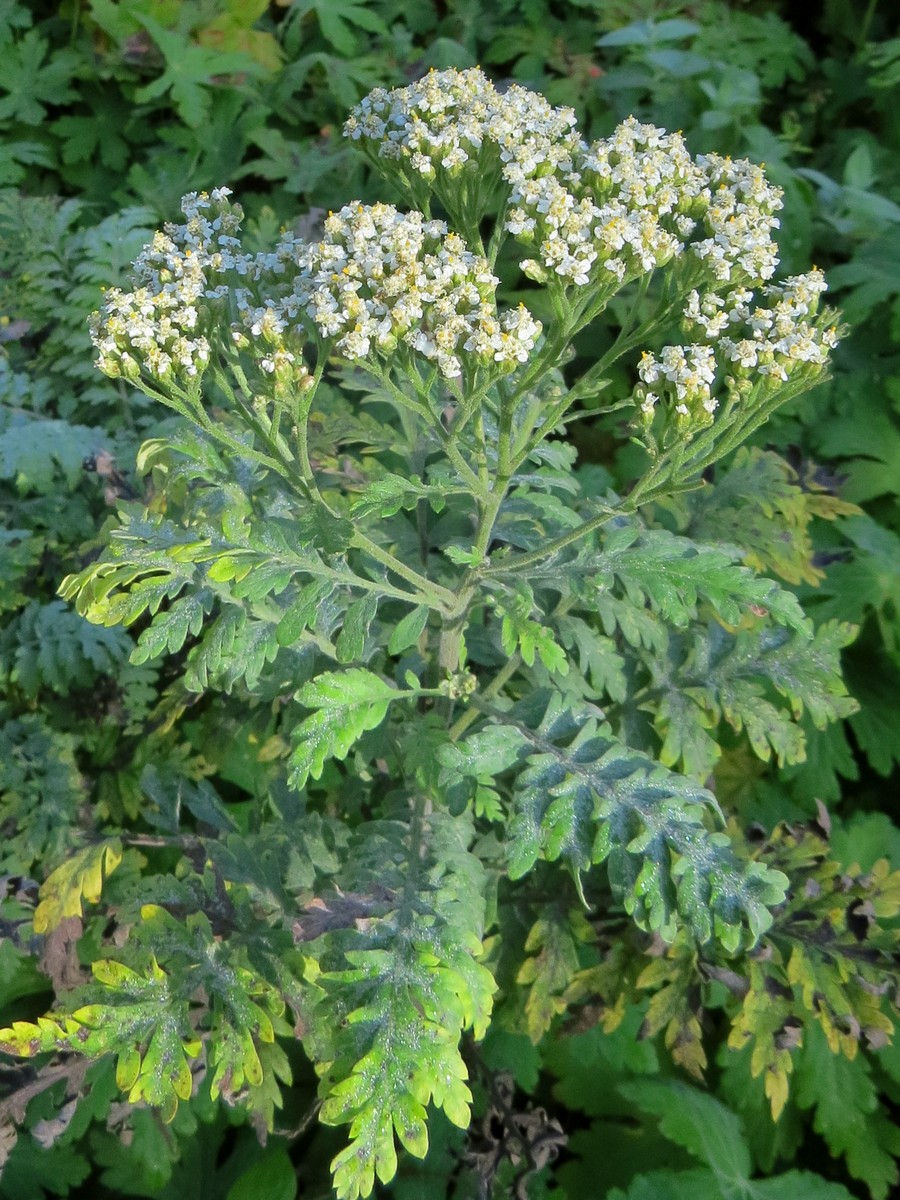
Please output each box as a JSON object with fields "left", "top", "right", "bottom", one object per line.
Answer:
{"left": 32, "top": 838, "right": 123, "bottom": 933}
{"left": 58, "top": 511, "right": 215, "bottom": 629}
{"left": 288, "top": 668, "right": 419, "bottom": 789}
{"left": 349, "top": 470, "right": 457, "bottom": 519}
{"left": 651, "top": 620, "right": 859, "bottom": 777}
{"left": 594, "top": 526, "right": 811, "bottom": 632}
{"left": 500, "top": 693, "right": 787, "bottom": 950}
{"left": 688, "top": 446, "right": 860, "bottom": 587}
{"left": 492, "top": 580, "right": 569, "bottom": 673}
{"left": 304, "top": 805, "right": 496, "bottom": 1200}
{"left": 59, "top": 502, "right": 431, "bottom": 696}
{"left": 0, "top": 905, "right": 292, "bottom": 1130}
{"left": 0, "top": 715, "right": 85, "bottom": 875}
{"left": 0, "top": 413, "right": 105, "bottom": 492}
{"left": 0, "top": 957, "right": 199, "bottom": 1124}
{"left": 1, "top": 599, "right": 131, "bottom": 697}
{"left": 493, "top": 525, "right": 811, "bottom": 633}
{"left": 726, "top": 820, "right": 900, "bottom": 1125}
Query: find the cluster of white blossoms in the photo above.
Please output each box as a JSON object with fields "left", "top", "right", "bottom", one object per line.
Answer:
{"left": 684, "top": 269, "right": 837, "bottom": 383}
{"left": 90, "top": 189, "right": 246, "bottom": 382}
{"left": 91, "top": 70, "right": 837, "bottom": 447}
{"left": 345, "top": 70, "right": 785, "bottom": 295}
{"left": 241, "top": 202, "right": 542, "bottom": 379}
{"left": 509, "top": 130, "right": 783, "bottom": 290}
{"left": 635, "top": 269, "right": 838, "bottom": 434}
{"left": 92, "top": 192, "right": 542, "bottom": 386}
{"left": 342, "top": 67, "right": 841, "bottom": 440}
{"left": 636, "top": 343, "right": 719, "bottom": 429}
{"left": 690, "top": 154, "right": 782, "bottom": 284}
{"left": 511, "top": 118, "right": 699, "bottom": 286}
{"left": 344, "top": 67, "right": 582, "bottom": 184}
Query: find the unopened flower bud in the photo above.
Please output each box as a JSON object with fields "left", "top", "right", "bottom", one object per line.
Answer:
{"left": 521, "top": 259, "right": 549, "bottom": 283}
{"left": 119, "top": 353, "right": 141, "bottom": 382}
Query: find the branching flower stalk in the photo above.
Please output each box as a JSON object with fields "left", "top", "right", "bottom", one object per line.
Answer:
{"left": 90, "top": 79, "right": 835, "bottom": 654}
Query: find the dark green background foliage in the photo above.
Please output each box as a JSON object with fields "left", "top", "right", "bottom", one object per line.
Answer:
{"left": 1, "top": 1, "right": 899, "bottom": 1198}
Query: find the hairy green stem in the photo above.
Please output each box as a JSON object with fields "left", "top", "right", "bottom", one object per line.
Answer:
{"left": 293, "top": 353, "right": 328, "bottom": 494}
{"left": 369, "top": 362, "right": 486, "bottom": 497}
{"left": 211, "top": 364, "right": 306, "bottom": 490}
{"left": 351, "top": 531, "right": 456, "bottom": 610}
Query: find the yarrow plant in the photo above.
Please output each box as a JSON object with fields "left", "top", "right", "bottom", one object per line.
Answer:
{"left": 3, "top": 68, "right": 895, "bottom": 1200}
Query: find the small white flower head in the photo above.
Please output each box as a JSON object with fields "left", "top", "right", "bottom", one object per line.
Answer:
{"left": 689, "top": 153, "right": 783, "bottom": 285}
{"left": 639, "top": 268, "right": 838, "bottom": 442}
{"left": 714, "top": 270, "right": 839, "bottom": 388}
{"left": 500, "top": 117, "right": 771, "bottom": 294}
{"left": 278, "top": 201, "right": 541, "bottom": 377}
{"left": 91, "top": 189, "right": 250, "bottom": 383}
{"left": 634, "top": 342, "right": 719, "bottom": 435}
{"left": 344, "top": 67, "right": 582, "bottom": 190}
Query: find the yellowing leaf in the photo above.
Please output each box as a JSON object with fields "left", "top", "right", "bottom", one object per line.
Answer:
{"left": 33, "top": 839, "right": 123, "bottom": 933}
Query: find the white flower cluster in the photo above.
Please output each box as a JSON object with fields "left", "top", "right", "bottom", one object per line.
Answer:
{"left": 638, "top": 270, "right": 835, "bottom": 434}
{"left": 510, "top": 118, "right": 702, "bottom": 287}
{"left": 510, "top": 125, "right": 687, "bottom": 286}
{"left": 637, "top": 269, "right": 837, "bottom": 435}
{"left": 502, "top": 125, "right": 784, "bottom": 292}
{"left": 293, "top": 203, "right": 540, "bottom": 376}
{"left": 240, "top": 202, "right": 542, "bottom": 379}
{"left": 685, "top": 269, "right": 837, "bottom": 384}
{"left": 682, "top": 287, "right": 754, "bottom": 339}
{"left": 636, "top": 343, "right": 718, "bottom": 427}
{"left": 511, "top": 135, "right": 782, "bottom": 291}
{"left": 690, "top": 154, "right": 782, "bottom": 284}
{"left": 90, "top": 188, "right": 243, "bottom": 383}
{"left": 341, "top": 68, "right": 838, "bottom": 442}
{"left": 92, "top": 73, "right": 836, "bottom": 448}
{"left": 92, "top": 194, "right": 542, "bottom": 386}
{"left": 345, "top": 69, "right": 785, "bottom": 295}
{"left": 344, "top": 67, "right": 582, "bottom": 183}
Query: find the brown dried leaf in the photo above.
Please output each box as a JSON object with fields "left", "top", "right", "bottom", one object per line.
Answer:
{"left": 813, "top": 799, "right": 832, "bottom": 840}
{"left": 291, "top": 888, "right": 394, "bottom": 942}
{"left": 38, "top": 917, "right": 86, "bottom": 990}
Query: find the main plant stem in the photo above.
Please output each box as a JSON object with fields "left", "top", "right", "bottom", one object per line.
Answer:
{"left": 436, "top": 382, "right": 516, "bottom": 713}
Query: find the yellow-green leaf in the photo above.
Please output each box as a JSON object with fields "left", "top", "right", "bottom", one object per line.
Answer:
{"left": 33, "top": 839, "right": 123, "bottom": 933}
